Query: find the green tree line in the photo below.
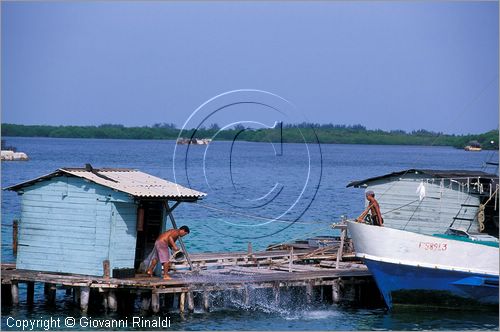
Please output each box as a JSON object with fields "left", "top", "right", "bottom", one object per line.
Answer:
{"left": 1, "top": 123, "right": 498, "bottom": 150}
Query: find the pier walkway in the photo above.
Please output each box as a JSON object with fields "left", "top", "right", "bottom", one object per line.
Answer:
{"left": 1, "top": 248, "right": 376, "bottom": 314}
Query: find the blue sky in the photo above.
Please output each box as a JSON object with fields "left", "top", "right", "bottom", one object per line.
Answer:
{"left": 1, "top": 1, "right": 498, "bottom": 134}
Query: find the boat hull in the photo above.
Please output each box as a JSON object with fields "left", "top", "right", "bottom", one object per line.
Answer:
{"left": 365, "top": 258, "right": 498, "bottom": 309}
{"left": 347, "top": 221, "right": 499, "bottom": 309}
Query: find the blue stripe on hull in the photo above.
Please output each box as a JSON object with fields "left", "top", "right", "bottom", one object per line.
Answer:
{"left": 364, "top": 259, "right": 499, "bottom": 309}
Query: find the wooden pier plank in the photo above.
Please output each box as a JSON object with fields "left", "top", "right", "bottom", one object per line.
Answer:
{"left": 1, "top": 242, "right": 371, "bottom": 312}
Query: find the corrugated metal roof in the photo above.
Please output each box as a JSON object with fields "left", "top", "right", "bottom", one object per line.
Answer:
{"left": 347, "top": 169, "right": 498, "bottom": 188}
{"left": 5, "top": 167, "right": 206, "bottom": 200}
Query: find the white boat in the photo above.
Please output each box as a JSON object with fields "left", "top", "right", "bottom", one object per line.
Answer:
{"left": 347, "top": 221, "right": 499, "bottom": 309}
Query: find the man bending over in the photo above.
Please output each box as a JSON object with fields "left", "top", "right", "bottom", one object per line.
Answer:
{"left": 146, "top": 225, "right": 190, "bottom": 280}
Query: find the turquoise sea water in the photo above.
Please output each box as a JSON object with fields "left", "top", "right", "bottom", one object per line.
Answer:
{"left": 1, "top": 137, "right": 498, "bottom": 330}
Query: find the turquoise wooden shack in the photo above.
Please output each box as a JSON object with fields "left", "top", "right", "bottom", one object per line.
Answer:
{"left": 5, "top": 165, "right": 206, "bottom": 277}
{"left": 347, "top": 169, "right": 498, "bottom": 236}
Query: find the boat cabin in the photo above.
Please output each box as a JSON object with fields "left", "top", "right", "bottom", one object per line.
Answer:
{"left": 5, "top": 165, "right": 206, "bottom": 277}
{"left": 347, "top": 169, "right": 499, "bottom": 236}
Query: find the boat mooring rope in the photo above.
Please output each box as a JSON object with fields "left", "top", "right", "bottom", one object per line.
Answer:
{"left": 196, "top": 202, "right": 333, "bottom": 225}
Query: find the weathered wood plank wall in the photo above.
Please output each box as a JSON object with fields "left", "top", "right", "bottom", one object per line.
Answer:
{"left": 17, "top": 175, "right": 138, "bottom": 276}
{"left": 365, "top": 175, "right": 480, "bottom": 234}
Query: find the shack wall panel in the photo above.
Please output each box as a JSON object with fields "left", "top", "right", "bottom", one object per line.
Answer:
{"left": 16, "top": 177, "right": 121, "bottom": 276}
{"left": 18, "top": 243, "right": 108, "bottom": 253}
{"left": 20, "top": 203, "right": 112, "bottom": 216}
{"left": 18, "top": 216, "right": 111, "bottom": 228}
{"left": 108, "top": 203, "right": 138, "bottom": 270}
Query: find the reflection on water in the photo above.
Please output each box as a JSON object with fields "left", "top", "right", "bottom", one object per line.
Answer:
{"left": 3, "top": 301, "right": 498, "bottom": 331}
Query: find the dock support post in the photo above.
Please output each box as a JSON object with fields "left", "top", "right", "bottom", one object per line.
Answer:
{"left": 108, "top": 290, "right": 118, "bottom": 312}
{"left": 244, "top": 286, "right": 250, "bottom": 306}
{"left": 102, "top": 292, "right": 109, "bottom": 311}
{"left": 80, "top": 286, "right": 90, "bottom": 312}
{"left": 66, "top": 288, "right": 72, "bottom": 296}
{"left": 11, "top": 282, "right": 19, "bottom": 305}
{"left": 306, "top": 282, "right": 313, "bottom": 304}
{"left": 141, "top": 292, "right": 151, "bottom": 312}
{"left": 346, "top": 278, "right": 356, "bottom": 302}
{"left": 336, "top": 227, "right": 347, "bottom": 269}
{"left": 187, "top": 292, "right": 194, "bottom": 313}
{"left": 358, "top": 284, "right": 362, "bottom": 302}
{"left": 74, "top": 287, "right": 80, "bottom": 305}
{"left": 26, "top": 281, "right": 34, "bottom": 304}
{"left": 2, "top": 284, "right": 12, "bottom": 304}
{"left": 151, "top": 292, "right": 160, "bottom": 314}
{"left": 179, "top": 292, "right": 186, "bottom": 314}
{"left": 202, "top": 292, "right": 210, "bottom": 312}
{"left": 273, "top": 283, "right": 280, "bottom": 304}
{"left": 332, "top": 279, "right": 341, "bottom": 303}
{"left": 45, "top": 283, "right": 56, "bottom": 305}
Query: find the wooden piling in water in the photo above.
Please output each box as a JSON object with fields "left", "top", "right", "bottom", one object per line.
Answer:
{"left": 203, "top": 292, "right": 210, "bottom": 312}
{"left": 108, "top": 290, "right": 117, "bottom": 312}
{"left": 80, "top": 286, "right": 90, "bottom": 312}
{"left": 11, "top": 282, "right": 19, "bottom": 305}
{"left": 26, "top": 281, "right": 34, "bottom": 304}
{"left": 273, "top": 283, "right": 280, "bottom": 304}
{"left": 187, "top": 291, "right": 194, "bottom": 312}
{"left": 102, "top": 291, "right": 109, "bottom": 311}
{"left": 306, "top": 282, "right": 313, "bottom": 304}
{"left": 2, "top": 284, "right": 12, "bottom": 305}
{"left": 73, "top": 287, "right": 80, "bottom": 305}
{"left": 244, "top": 286, "right": 250, "bottom": 306}
{"left": 179, "top": 292, "right": 186, "bottom": 314}
{"left": 45, "top": 283, "right": 56, "bottom": 305}
{"left": 151, "top": 292, "right": 160, "bottom": 313}
{"left": 141, "top": 292, "right": 151, "bottom": 312}
{"left": 332, "top": 279, "right": 341, "bottom": 303}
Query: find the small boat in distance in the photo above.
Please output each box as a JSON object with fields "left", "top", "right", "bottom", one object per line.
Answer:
{"left": 176, "top": 138, "right": 212, "bottom": 145}
{"left": 347, "top": 221, "right": 499, "bottom": 310}
{"left": 1, "top": 139, "right": 28, "bottom": 161}
{"left": 464, "top": 140, "right": 482, "bottom": 151}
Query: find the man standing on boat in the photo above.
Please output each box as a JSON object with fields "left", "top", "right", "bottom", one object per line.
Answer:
{"left": 146, "top": 226, "right": 190, "bottom": 280}
{"left": 356, "top": 191, "right": 384, "bottom": 226}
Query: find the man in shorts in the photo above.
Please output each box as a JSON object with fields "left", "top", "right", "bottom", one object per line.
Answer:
{"left": 356, "top": 191, "right": 383, "bottom": 226}
{"left": 146, "top": 225, "right": 190, "bottom": 280}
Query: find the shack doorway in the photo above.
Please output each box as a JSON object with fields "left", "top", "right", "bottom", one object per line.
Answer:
{"left": 134, "top": 201, "right": 163, "bottom": 270}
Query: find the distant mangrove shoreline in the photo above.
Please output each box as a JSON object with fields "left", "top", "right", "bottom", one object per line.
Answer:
{"left": 1, "top": 123, "right": 498, "bottom": 150}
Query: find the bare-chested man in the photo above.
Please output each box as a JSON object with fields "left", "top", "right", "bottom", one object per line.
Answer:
{"left": 146, "top": 225, "right": 190, "bottom": 279}
{"left": 356, "top": 191, "right": 383, "bottom": 226}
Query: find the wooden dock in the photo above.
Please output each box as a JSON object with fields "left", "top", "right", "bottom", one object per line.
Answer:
{"left": 1, "top": 245, "right": 379, "bottom": 314}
